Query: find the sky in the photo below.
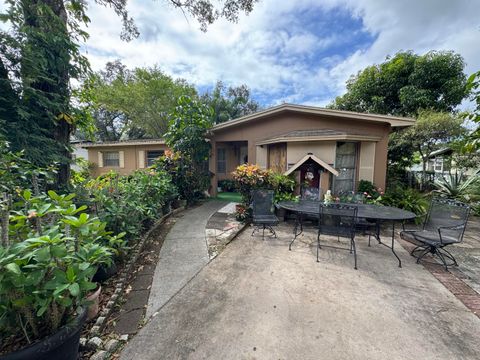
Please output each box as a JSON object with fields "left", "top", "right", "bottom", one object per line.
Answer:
{"left": 2, "top": 0, "right": 480, "bottom": 108}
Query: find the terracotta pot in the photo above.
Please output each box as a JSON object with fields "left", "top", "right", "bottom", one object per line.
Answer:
{"left": 86, "top": 284, "right": 102, "bottom": 321}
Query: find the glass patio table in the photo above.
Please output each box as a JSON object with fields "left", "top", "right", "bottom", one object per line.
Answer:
{"left": 277, "top": 200, "right": 416, "bottom": 267}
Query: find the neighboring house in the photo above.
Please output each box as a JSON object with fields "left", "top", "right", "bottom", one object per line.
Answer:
{"left": 410, "top": 147, "right": 478, "bottom": 179}
{"left": 83, "top": 139, "right": 168, "bottom": 177}
{"left": 71, "top": 140, "right": 91, "bottom": 171}
{"left": 82, "top": 104, "right": 415, "bottom": 196}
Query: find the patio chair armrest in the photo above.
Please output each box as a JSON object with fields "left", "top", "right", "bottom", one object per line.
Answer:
{"left": 436, "top": 223, "right": 466, "bottom": 244}
{"left": 438, "top": 224, "right": 466, "bottom": 231}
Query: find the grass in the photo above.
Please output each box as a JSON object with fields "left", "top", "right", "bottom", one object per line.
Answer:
{"left": 213, "top": 192, "right": 242, "bottom": 202}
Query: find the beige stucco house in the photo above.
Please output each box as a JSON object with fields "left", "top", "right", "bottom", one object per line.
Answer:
{"left": 82, "top": 104, "right": 415, "bottom": 197}
{"left": 84, "top": 139, "right": 168, "bottom": 177}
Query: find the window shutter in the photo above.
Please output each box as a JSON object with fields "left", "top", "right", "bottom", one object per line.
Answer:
{"left": 98, "top": 152, "right": 104, "bottom": 168}
{"left": 138, "top": 150, "right": 145, "bottom": 168}
{"left": 119, "top": 151, "right": 125, "bottom": 168}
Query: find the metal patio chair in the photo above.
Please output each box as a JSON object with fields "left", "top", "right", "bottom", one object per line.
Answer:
{"left": 350, "top": 192, "right": 379, "bottom": 246}
{"left": 251, "top": 189, "right": 279, "bottom": 240}
{"left": 400, "top": 197, "right": 470, "bottom": 270}
{"left": 317, "top": 203, "right": 358, "bottom": 269}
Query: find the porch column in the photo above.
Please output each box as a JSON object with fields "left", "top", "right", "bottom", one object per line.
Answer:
{"left": 210, "top": 140, "right": 218, "bottom": 197}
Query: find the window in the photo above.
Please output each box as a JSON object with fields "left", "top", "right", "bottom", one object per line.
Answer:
{"left": 217, "top": 148, "right": 226, "bottom": 174}
{"left": 146, "top": 150, "right": 164, "bottom": 167}
{"left": 104, "top": 151, "right": 120, "bottom": 167}
{"left": 333, "top": 142, "right": 357, "bottom": 194}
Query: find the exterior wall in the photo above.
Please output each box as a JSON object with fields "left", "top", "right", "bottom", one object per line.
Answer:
{"left": 210, "top": 111, "right": 391, "bottom": 190}
{"left": 87, "top": 144, "right": 168, "bottom": 177}
{"left": 286, "top": 141, "right": 336, "bottom": 168}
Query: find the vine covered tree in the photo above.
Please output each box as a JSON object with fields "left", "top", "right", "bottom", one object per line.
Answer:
{"left": 0, "top": 0, "right": 258, "bottom": 187}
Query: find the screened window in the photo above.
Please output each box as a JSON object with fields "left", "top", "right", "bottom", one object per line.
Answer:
{"left": 146, "top": 150, "right": 164, "bottom": 167}
{"left": 217, "top": 148, "right": 226, "bottom": 174}
{"left": 104, "top": 151, "right": 119, "bottom": 167}
{"left": 333, "top": 142, "right": 357, "bottom": 194}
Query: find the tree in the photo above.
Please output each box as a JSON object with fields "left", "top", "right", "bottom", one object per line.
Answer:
{"left": 465, "top": 71, "right": 480, "bottom": 150}
{"left": 85, "top": 62, "right": 198, "bottom": 140}
{"left": 330, "top": 51, "right": 469, "bottom": 170}
{"left": 201, "top": 81, "right": 260, "bottom": 123}
{"left": 0, "top": 0, "right": 258, "bottom": 187}
{"left": 331, "top": 51, "right": 467, "bottom": 116}
{"left": 399, "top": 111, "right": 466, "bottom": 187}
{"left": 162, "top": 96, "right": 213, "bottom": 204}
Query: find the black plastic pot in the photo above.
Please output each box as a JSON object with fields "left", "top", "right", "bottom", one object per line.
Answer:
{"left": 92, "top": 262, "right": 118, "bottom": 283}
{"left": 0, "top": 308, "right": 87, "bottom": 360}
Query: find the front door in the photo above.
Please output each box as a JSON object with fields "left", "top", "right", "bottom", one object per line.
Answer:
{"left": 268, "top": 143, "right": 287, "bottom": 173}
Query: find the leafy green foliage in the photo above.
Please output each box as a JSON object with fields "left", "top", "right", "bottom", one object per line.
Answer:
{"left": 380, "top": 187, "right": 429, "bottom": 220}
{"left": 433, "top": 172, "right": 480, "bottom": 202}
{"left": 200, "top": 81, "right": 260, "bottom": 124}
{"left": 232, "top": 164, "right": 297, "bottom": 206}
{"left": 331, "top": 51, "right": 467, "bottom": 116}
{"left": 85, "top": 169, "right": 177, "bottom": 240}
{"left": 0, "top": 190, "right": 116, "bottom": 348}
{"left": 83, "top": 62, "right": 198, "bottom": 140}
{"left": 394, "top": 111, "right": 466, "bottom": 186}
{"left": 161, "top": 96, "right": 213, "bottom": 204}
{"left": 465, "top": 71, "right": 480, "bottom": 151}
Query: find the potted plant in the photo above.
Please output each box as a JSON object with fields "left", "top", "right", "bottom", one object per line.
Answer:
{"left": 0, "top": 191, "right": 116, "bottom": 359}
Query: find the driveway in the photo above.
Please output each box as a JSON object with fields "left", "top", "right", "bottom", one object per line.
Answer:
{"left": 121, "top": 223, "right": 480, "bottom": 360}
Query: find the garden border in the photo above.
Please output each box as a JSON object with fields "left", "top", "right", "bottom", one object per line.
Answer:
{"left": 81, "top": 205, "right": 186, "bottom": 359}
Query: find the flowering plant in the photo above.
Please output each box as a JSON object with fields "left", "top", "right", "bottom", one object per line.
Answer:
{"left": 232, "top": 164, "right": 271, "bottom": 206}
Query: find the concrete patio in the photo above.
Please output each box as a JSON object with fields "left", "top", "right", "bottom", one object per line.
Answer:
{"left": 121, "top": 219, "right": 480, "bottom": 360}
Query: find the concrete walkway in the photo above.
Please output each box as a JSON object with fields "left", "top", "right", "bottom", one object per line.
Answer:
{"left": 122, "top": 223, "right": 480, "bottom": 360}
{"left": 145, "top": 201, "right": 226, "bottom": 319}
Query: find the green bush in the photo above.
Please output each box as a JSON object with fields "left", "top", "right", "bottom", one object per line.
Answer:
{"left": 380, "top": 187, "right": 429, "bottom": 220}
{"left": 218, "top": 179, "right": 236, "bottom": 192}
{"left": 156, "top": 151, "right": 208, "bottom": 205}
{"left": 0, "top": 190, "right": 117, "bottom": 350}
{"left": 86, "top": 169, "right": 177, "bottom": 241}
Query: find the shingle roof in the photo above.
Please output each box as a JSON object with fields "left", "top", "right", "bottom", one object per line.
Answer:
{"left": 81, "top": 138, "right": 165, "bottom": 148}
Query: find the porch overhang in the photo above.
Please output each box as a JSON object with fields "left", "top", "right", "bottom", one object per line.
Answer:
{"left": 284, "top": 154, "right": 339, "bottom": 177}
{"left": 256, "top": 129, "right": 382, "bottom": 146}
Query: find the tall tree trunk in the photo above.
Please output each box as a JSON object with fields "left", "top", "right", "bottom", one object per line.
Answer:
{"left": 21, "top": 0, "right": 72, "bottom": 188}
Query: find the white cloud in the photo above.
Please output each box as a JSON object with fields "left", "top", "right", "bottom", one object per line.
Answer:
{"left": 2, "top": 0, "right": 480, "bottom": 108}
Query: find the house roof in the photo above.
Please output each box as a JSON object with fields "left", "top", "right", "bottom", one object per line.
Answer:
{"left": 81, "top": 138, "right": 165, "bottom": 148}
{"left": 284, "top": 154, "right": 339, "bottom": 177}
{"left": 212, "top": 103, "right": 415, "bottom": 132}
{"left": 256, "top": 129, "right": 382, "bottom": 145}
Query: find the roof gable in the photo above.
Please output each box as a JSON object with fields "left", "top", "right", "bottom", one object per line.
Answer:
{"left": 284, "top": 154, "right": 339, "bottom": 177}
{"left": 212, "top": 103, "right": 415, "bottom": 132}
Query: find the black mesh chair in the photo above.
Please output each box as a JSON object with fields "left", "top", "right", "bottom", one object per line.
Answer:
{"left": 401, "top": 198, "right": 470, "bottom": 269}
{"left": 351, "top": 193, "right": 379, "bottom": 246}
{"left": 251, "top": 190, "right": 279, "bottom": 240}
{"left": 317, "top": 203, "right": 358, "bottom": 269}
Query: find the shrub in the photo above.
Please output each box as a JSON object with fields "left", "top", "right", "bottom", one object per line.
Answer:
{"left": 0, "top": 190, "right": 117, "bottom": 352}
{"left": 86, "top": 169, "right": 177, "bottom": 242}
{"left": 218, "top": 179, "right": 236, "bottom": 192}
{"left": 156, "top": 150, "right": 208, "bottom": 205}
{"left": 232, "top": 164, "right": 271, "bottom": 206}
{"left": 433, "top": 171, "right": 479, "bottom": 202}
{"left": 380, "top": 187, "right": 429, "bottom": 220}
